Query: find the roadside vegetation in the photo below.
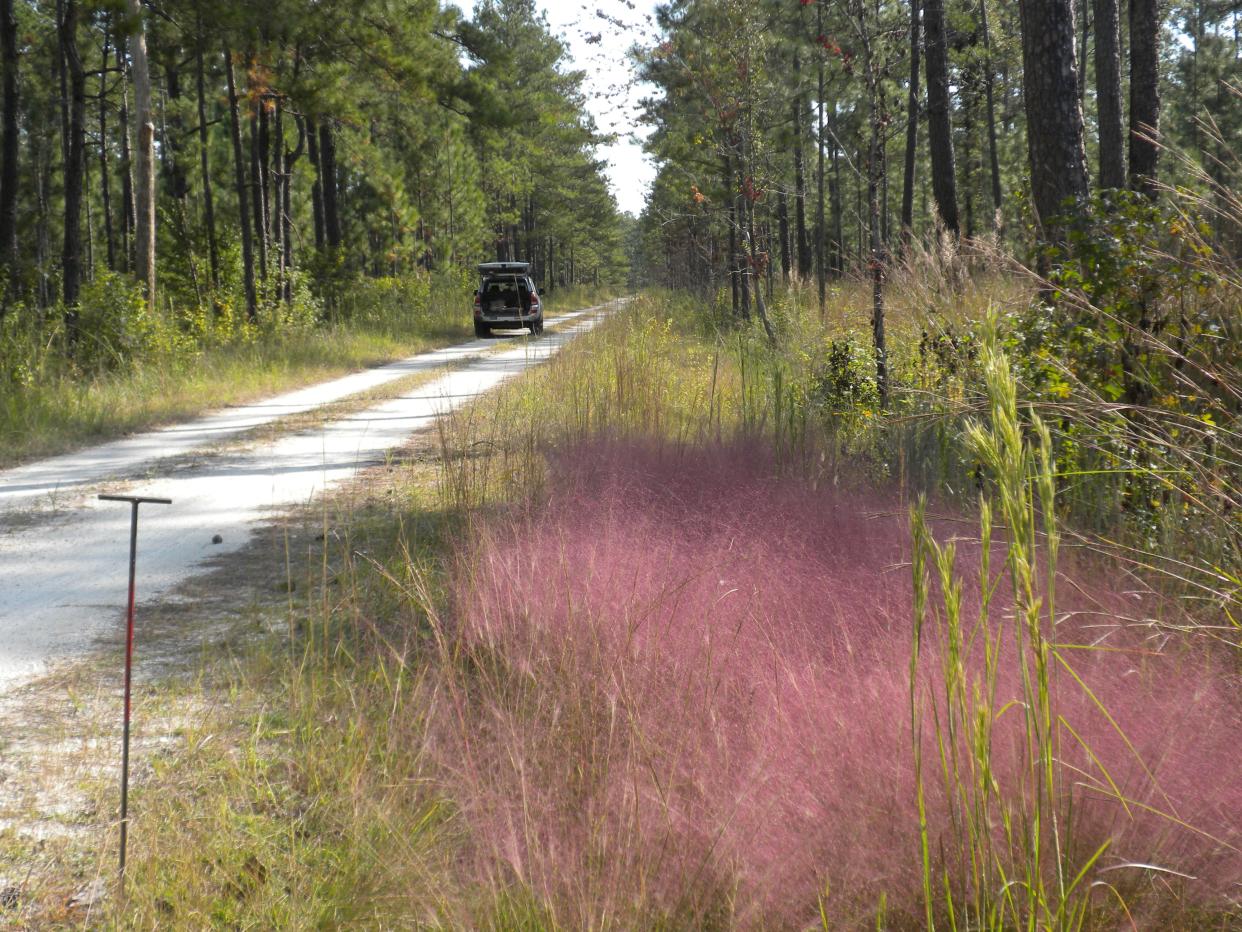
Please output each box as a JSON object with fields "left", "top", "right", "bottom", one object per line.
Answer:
{"left": 0, "top": 0, "right": 629, "bottom": 466}
{"left": 0, "top": 275, "right": 611, "bottom": 467}
{"left": 82, "top": 231, "right": 1239, "bottom": 927}
{"left": 0, "top": 273, "right": 472, "bottom": 466}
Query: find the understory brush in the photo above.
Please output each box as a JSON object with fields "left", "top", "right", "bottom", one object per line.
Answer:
{"left": 0, "top": 271, "right": 471, "bottom": 465}
{"left": 696, "top": 201, "right": 1242, "bottom": 642}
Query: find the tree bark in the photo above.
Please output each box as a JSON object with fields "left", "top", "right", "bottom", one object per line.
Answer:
{"left": 792, "top": 51, "right": 811, "bottom": 279}
{"left": 319, "top": 122, "right": 341, "bottom": 248}
{"left": 55, "top": 0, "right": 68, "bottom": 171}
{"left": 249, "top": 97, "right": 268, "bottom": 280}
{"left": 1018, "top": 0, "right": 1090, "bottom": 239}
{"left": 271, "top": 99, "right": 284, "bottom": 294}
{"left": 1128, "top": 0, "right": 1161, "bottom": 195}
{"left": 963, "top": 89, "right": 976, "bottom": 239}
{"left": 815, "top": 0, "right": 827, "bottom": 310}
{"left": 737, "top": 203, "right": 750, "bottom": 320}
{"left": 0, "top": 0, "right": 19, "bottom": 308}
{"left": 745, "top": 188, "right": 774, "bottom": 341}
{"left": 163, "top": 65, "right": 189, "bottom": 202}
{"left": 980, "top": 0, "right": 1004, "bottom": 223}
{"left": 126, "top": 0, "right": 155, "bottom": 307}
{"left": 725, "top": 155, "right": 742, "bottom": 319}
{"left": 35, "top": 133, "right": 50, "bottom": 308}
{"left": 901, "top": 0, "right": 921, "bottom": 245}
{"left": 830, "top": 112, "right": 843, "bottom": 276}
{"left": 258, "top": 97, "right": 273, "bottom": 259}
{"left": 96, "top": 26, "right": 116, "bottom": 273}
{"left": 1092, "top": 0, "right": 1125, "bottom": 188}
{"left": 59, "top": 0, "right": 86, "bottom": 322}
{"left": 196, "top": 42, "right": 219, "bottom": 292}
{"left": 1078, "top": 0, "right": 1090, "bottom": 102}
{"left": 306, "top": 117, "right": 326, "bottom": 251}
{"left": 117, "top": 40, "right": 134, "bottom": 274}
{"left": 224, "top": 47, "right": 257, "bottom": 320}
{"left": 283, "top": 116, "right": 306, "bottom": 303}
{"left": 777, "top": 189, "right": 791, "bottom": 281}
{"left": 924, "top": 0, "right": 960, "bottom": 235}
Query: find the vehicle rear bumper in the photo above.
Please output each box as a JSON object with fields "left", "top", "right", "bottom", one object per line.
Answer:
{"left": 479, "top": 313, "right": 540, "bottom": 324}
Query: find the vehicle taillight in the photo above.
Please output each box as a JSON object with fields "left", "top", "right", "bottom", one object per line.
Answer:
{"left": 473, "top": 292, "right": 481, "bottom": 316}
{"left": 530, "top": 292, "right": 540, "bottom": 309}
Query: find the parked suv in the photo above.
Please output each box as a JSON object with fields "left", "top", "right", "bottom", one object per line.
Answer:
{"left": 473, "top": 261, "right": 543, "bottom": 338}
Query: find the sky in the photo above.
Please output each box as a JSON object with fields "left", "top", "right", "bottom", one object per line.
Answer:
{"left": 536, "top": 0, "right": 661, "bottom": 216}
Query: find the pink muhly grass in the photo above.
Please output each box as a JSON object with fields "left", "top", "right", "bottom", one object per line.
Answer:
{"left": 430, "top": 440, "right": 1242, "bottom": 928}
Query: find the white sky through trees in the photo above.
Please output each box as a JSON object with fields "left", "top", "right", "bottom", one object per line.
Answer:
{"left": 537, "top": 0, "right": 659, "bottom": 216}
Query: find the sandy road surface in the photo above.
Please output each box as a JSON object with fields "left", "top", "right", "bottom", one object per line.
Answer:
{"left": 0, "top": 302, "right": 617, "bottom": 692}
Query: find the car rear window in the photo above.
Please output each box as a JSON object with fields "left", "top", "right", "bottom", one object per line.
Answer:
{"left": 483, "top": 279, "right": 531, "bottom": 296}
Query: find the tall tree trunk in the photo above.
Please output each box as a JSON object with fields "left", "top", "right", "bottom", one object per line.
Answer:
{"left": 0, "top": 0, "right": 19, "bottom": 310}
{"left": 777, "top": 189, "right": 791, "bottom": 280}
{"left": 924, "top": 0, "right": 960, "bottom": 235}
{"left": 55, "top": 0, "right": 68, "bottom": 170}
{"left": 283, "top": 115, "right": 305, "bottom": 303}
{"left": 249, "top": 99, "right": 268, "bottom": 280}
{"left": 746, "top": 191, "right": 775, "bottom": 341}
{"left": 36, "top": 134, "right": 50, "bottom": 308}
{"left": 163, "top": 65, "right": 188, "bottom": 202}
{"left": 306, "top": 117, "right": 325, "bottom": 251}
{"left": 320, "top": 122, "right": 341, "bottom": 248}
{"left": 856, "top": 150, "right": 864, "bottom": 266}
{"left": 117, "top": 40, "right": 134, "bottom": 273}
{"left": 259, "top": 98, "right": 273, "bottom": 260}
{"left": 97, "top": 25, "right": 115, "bottom": 272}
{"left": 963, "top": 90, "right": 976, "bottom": 239}
{"left": 224, "top": 47, "right": 257, "bottom": 320}
{"left": 882, "top": 150, "right": 891, "bottom": 245}
{"left": 901, "top": 0, "right": 921, "bottom": 245}
{"left": 792, "top": 51, "right": 811, "bottom": 279}
{"left": 815, "top": 0, "right": 827, "bottom": 310}
{"left": 59, "top": 0, "right": 86, "bottom": 325}
{"left": 1188, "top": 0, "right": 1201, "bottom": 160}
{"left": 1093, "top": 0, "right": 1125, "bottom": 188}
{"left": 196, "top": 41, "right": 219, "bottom": 292}
{"left": 830, "top": 115, "right": 843, "bottom": 276}
{"left": 1128, "top": 0, "right": 1161, "bottom": 196}
{"left": 1018, "top": 0, "right": 1090, "bottom": 240}
{"left": 725, "top": 155, "right": 743, "bottom": 319}
{"left": 980, "top": 0, "right": 1004, "bottom": 224}
{"left": 126, "top": 0, "right": 155, "bottom": 307}
{"left": 1078, "top": 0, "right": 1090, "bottom": 102}
{"left": 85, "top": 161, "right": 94, "bottom": 280}
{"left": 272, "top": 99, "right": 284, "bottom": 295}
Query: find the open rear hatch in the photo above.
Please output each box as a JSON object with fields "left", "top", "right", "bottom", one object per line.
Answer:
{"left": 480, "top": 278, "right": 531, "bottom": 315}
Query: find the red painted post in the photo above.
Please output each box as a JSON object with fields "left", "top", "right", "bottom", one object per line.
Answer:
{"left": 98, "top": 493, "right": 171, "bottom": 891}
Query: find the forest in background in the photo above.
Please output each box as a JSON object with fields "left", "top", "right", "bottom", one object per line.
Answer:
{"left": 0, "top": 0, "right": 628, "bottom": 384}
{"left": 635, "top": 0, "right": 1241, "bottom": 300}
{"left": 632, "top": 0, "right": 1242, "bottom": 609}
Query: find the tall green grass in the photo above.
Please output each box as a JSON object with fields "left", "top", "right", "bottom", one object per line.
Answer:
{"left": 909, "top": 331, "right": 1081, "bottom": 928}
{"left": 0, "top": 273, "right": 472, "bottom": 467}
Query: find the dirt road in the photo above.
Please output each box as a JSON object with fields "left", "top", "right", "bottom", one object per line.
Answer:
{"left": 0, "top": 302, "right": 617, "bottom": 692}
